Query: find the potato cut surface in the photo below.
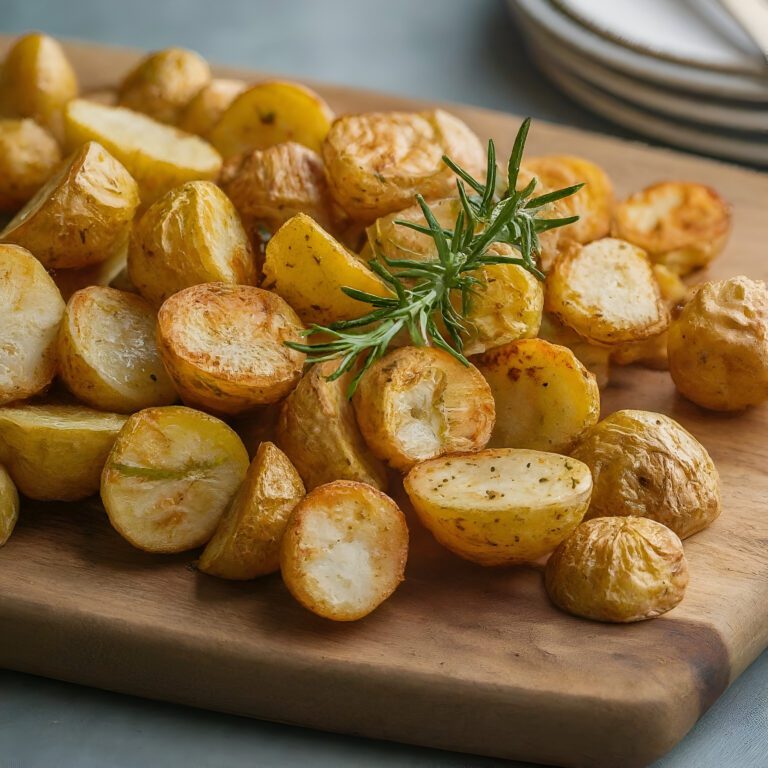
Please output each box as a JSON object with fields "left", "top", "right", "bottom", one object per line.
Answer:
{"left": 0, "top": 465, "right": 19, "bottom": 547}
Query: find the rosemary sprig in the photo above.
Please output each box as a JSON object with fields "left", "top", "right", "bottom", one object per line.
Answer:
{"left": 286, "top": 117, "right": 582, "bottom": 396}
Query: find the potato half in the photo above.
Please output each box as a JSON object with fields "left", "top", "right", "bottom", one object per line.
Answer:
{"left": 178, "top": 78, "right": 247, "bottom": 138}
{"left": 280, "top": 480, "right": 409, "bottom": 621}
{"left": 157, "top": 283, "right": 305, "bottom": 415}
{"left": 404, "top": 448, "right": 592, "bottom": 566}
{"left": 545, "top": 517, "right": 688, "bottom": 623}
{"left": 0, "top": 465, "right": 19, "bottom": 547}
{"left": 101, "top": 405, "right": 248, "bottom": 553}
{"left": 198, "top": 441, "right": 305, "bottom": 579}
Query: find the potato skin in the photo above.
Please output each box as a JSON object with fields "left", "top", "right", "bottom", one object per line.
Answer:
{"left": 571, "top": 409, "right": 721, "bottom": 539}
{"left": 178, "top": 78, "right": 247, "bottom": 138}
{"left": 0, "top": 465, "right": 19, "bottom": 547}
{"left": 668, "top": 276, "right": 768, "bottom": 411}
{"left": 545, "top": 517, "right": 688, "bottom": 623}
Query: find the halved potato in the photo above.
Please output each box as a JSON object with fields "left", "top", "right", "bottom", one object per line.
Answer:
{"left": 277, "top": 361, "right": 388, "bottom": 491}
{"left": 353, "top": 346, "right": 495, "bottom": 472}
{"left": 210, "top": 80, "right": 334, "bottom": 157}
{"left": 198, "top": 441, "right": 305, "bottom": 579}
{"left": 476, "top": 339, "right": 599, "bottom": 453}
{"left": 0, "top": 465, "right": 19, "bottom": 547}
{"left": 0, "top": 403, "right": 127, "bottom": 500}
{"left": 280, "top": 480, "right": 408, "bottom": 621}
{"left": 63, "top": 98, "right": 222, "bottom": 204}
{"left": 546, "top": 238, "right": 668, "bottom": 345}
{"left": 101, "top": 405, "right": 248, "bottom": 553}
{"left": 128, "top": 179, "right": 257, "bottom": 307}
{"left": 612, "top": 181, "right": 731, "bottom": 275}
{"left": 0, "top": 141, "right": 139, "bottom": 269}
{"left": 178, "top": 78, "right": 247, "bottom": 138}
{"left": 49, "top": 245, "right": 129, "bottom": 301}
{"left": 156, "top": 283, "right": 305, "bottom": 415}
{"left": 0, "top": 244, "right": 65, "bottom": 405}
{"left": 404, "top": 448, "right": 592, "bottom": 566}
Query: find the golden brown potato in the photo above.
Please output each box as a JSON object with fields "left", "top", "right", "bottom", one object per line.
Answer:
{"left": 0, "top": 465, "right": 19, "bottom": 547}
{"left": 668, "top": 276, "right": 768, "bottom": 411}
{"left": 277, "top": 361, "right": 388, "bottom": 491}
{"left": 49, "top": 245, "right": 129, "bottom": 302}
{"left": 476, "top": 339, "right": 599, "bottom": 453}
{"left": 198, "top": 441, "right": 305, "bottom": 579}
{"left": 323, "top": 110, "right": 485, "bottom": 221}
{"left": 101, "top": 405, "right": 249, "bottom": 553}
{"left": 571, "top": 409, "right": 721, "bottom": 538}
{"left": 118, "top": 47, "right": 211, "bottom": 125}
{"left": 128, "top": 180, "right": 256, "bottom": 307}
{"left": 612, "top": 181, "right": 731, "bottom": 276}
{"left": 178, "top": 78, "right": 247, "bottom": 137}
{"left": 157, "top": 283, "right": 305, "bottom": 415}
{"left": 546, "top": 238, "right": 668, "bottom": 345}
{"left": 545, "top": 517, "right": 688, "bottom": 622}
{"left": 353, "top": 346, "right": 495, "bottom": 472}
{"left": 0, "top": 244, "right": 65, "bottom": 405}
{"left": 210, "top": 80, "right": 334, "bottom": 158}
{"left": 0, "top": 141, "right": 139, "bottom": 269}
{"left": 0, "top": 403, "right": 127, "bottom": 500}
{"left": 404, "top": 448, "right": 592, "bottom": 566}
{"left": 280, "top": 480, "right": 409, "bottom": 621}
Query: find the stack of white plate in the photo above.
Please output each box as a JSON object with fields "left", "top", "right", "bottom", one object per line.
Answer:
{"left": 509, "top": 0, "right": 768, "bottom": 165}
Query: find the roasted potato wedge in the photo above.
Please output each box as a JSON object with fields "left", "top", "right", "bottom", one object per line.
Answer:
{"left": 101, "top": 405, "right": 248, "bottom": 553}
{"left": 0, "top": 244, "right": 65, "bottom": 405}
{"left": 404, "top": 448, "right": 592, "bottom": 566}
{"left": 49, "top": 245, "right": 129, "bottom": 302}
{"left": 545, "top": 517, "right": 688, "bottom": 622}
{"left": 128, "top": 179, "right": 256, "bottom": 307}
{"left": 118, "top": 47, "right": 211, "bottom": 125}
{"left": 0, "top": 403, "right": 127, "bottom": 500}
{"left": 612, "top": 181, "right": 731, "bottom": 275}
{"left": 668, "top": 276, "right": 768, "bottom": 411}
{"left": 1, "top": 141, "right": 139, "bottom": 269}
{"left": 178, "top": 78, "right": 247, "bottom": 138}
{"left": 63, "top": 98, "right": 222, "bottom": 205}
{"left": 353, "top": 347, "right": 495, "bottom": 472}
{"left": 198, "top": 441, "right": 305, "bottom": 579}
{"left": 571, "top": 410, "right": 721, "bottom": 538}
{"left": 157, "top": 283, "right": 305, "bottom": 415}
{"left": 280, "top": 480, "right": 408, "bottom": 621}
{"left": 323, "top": 110, "right": 485, "bottom": 221}
{"left": 277, "top": 361, "right": 388, "bottom": 491}
{"left": 0, "top": 465, "right": 19, "bottom": 547}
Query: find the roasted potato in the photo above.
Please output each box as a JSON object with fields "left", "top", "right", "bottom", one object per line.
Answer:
{"left": 546, "top": 238, "right": 668, "bottom": 345}
{"left": 118, "top": 47, "right": 211, "bottom": 125}
{"left": 668, "top": 276, "right": 768, "bottom": 411}
{"left": 101, "top": 405, "right": 249, "bottom": 553}
{"left": 156, "top": 283, "right": 305, "bottom": 415}
{"left": 571, "top": 409, "right": 721, "bottom": 538}
{"left": 353, "top": 346, "right": 495, "bottom": 472}
{"left": 63, "top": 98, "right": 222, "bottom": 204}
{"left": 612, "top": 181, "right": 731, "bottom": 276}
{"left": 0, "top": 244, "right": 65, "bottom": 405}
{"left": 476, "top": 339, "right": 599, "bottom": 453}
{"left": 280, "top": 480, "right": 408, "bottom": 621}
{"left": 404, "top": 448, "right": 592, "bottom": 566}
{"left": 545, "top": 517, "right": 688, "bottom": 622}
{"left": 198, "top": 441, "right": 305, "bottom": 579}
{"left": 322, "top": 110, "right": 485, "bottom": 221}
{"left": 0, "top": 141, "right": 139, "bottom": 269}
{"left": 210, "top": 80, "right": 334, "bottom": 158}
{"left": 178, "top": 78, "right": 247, "bottom": 138}
{"left": 0, "top": 465, "right": 19, "bottom": 547}
{"left": 128, "top": 180, "right": 257, "bottom": 307}
{"left": 49, "top": 245, "right": 129, "bottom": 301}
{"left": 0, "top": 403, "right": 127, "bottom": 500}
{"left": 277, "top": 361, "right": 388, "bottom": 491}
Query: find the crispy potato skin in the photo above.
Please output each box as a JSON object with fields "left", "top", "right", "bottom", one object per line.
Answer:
{"left": 571, "top": 409, "right": 721, "bottom": 539}
{"left": 179, "top": 78, "right": 247, "bottom": 138}
{"left": 668, "top": 276, "right": 768, "bottom": 411}
{"left": 545, "top": 517, "right": 688, "bottom": 622}
{"left": 353, "top": 346, "right": 495, "bottom": 472}
{"left": 157, "top": 283, "right": 306, "bottom": 415}
{"left": 404, "top": 448, "right": 592, "bottom": 566}
{"left": 0, "top": 465, "right": 19, "bottom": 547}
{"left": 277, "top": 361, "right": 388, "bottom": 491}
{"left": 199, "top": 441, "right": 305, "bottom": 579}
{"left": 280, "top": 480, "right": 408, "bottom": 621}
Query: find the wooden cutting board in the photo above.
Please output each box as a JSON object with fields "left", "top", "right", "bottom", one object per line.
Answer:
{"left": 1, "top": 38, "right": 767, "bottom": 768}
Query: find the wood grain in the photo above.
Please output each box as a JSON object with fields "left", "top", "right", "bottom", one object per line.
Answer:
{"left": 1, "top": 37, "right": 767, "bottom": 768}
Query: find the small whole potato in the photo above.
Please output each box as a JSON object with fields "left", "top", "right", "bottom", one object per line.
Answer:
{"left": 571, "top": 409, "right": 721, "bottom": 539}
{"left": 668, "top": 276, "right": 768, "bottom": 411}
{"left": 178, "top": 78, "right": 247, "bottom": 138}
{"left": 545, "top": 517, "right": 689, "bottom": 623}
{"left": 0, "top": 465, "right": 19, "bottom": 547}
